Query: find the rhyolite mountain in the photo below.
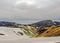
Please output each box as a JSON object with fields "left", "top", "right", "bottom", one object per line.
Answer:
{"left": 29, "top": 20, "right": 60, "bottom": 27}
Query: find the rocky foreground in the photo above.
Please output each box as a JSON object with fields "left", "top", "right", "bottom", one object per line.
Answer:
{"left": 0, "top": 27, "right": 60, "bottom": 43}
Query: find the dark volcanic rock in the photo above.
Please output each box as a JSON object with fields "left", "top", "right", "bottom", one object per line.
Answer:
{"left": 29, "top": 20, "right": 54, "bottom": 27}
{"left": 54, "top": 21, "right": 60, "bottom": 26}
{"left": 0, "top": 33, "right": 5, "bottom": 35}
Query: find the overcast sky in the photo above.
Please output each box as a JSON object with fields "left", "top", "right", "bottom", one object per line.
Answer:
{"left": 0, "top": 0, "right": 60, "bottom": 23}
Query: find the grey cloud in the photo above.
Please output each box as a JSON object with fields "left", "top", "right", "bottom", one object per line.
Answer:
{"left": 0, "top": 0, "right": 60, "bottom": 22}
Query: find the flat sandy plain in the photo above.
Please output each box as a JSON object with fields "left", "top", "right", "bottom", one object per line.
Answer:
{"left": 0, "top": 27, "right": 60, "bottom": 43}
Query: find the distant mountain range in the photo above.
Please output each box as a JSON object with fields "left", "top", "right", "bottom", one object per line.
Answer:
{"left": 0, "top": 21, "right": 15, "bottom": 26}
{"left": 0, "top": 20, "right": 60, "bottom": 27}
{"left": 29, "top": 20, "right": 60, "bottom": 27}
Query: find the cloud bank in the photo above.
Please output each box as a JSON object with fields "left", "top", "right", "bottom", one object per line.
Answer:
{"left": 0, "top": 0, "right": 60, "bottom": 23}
